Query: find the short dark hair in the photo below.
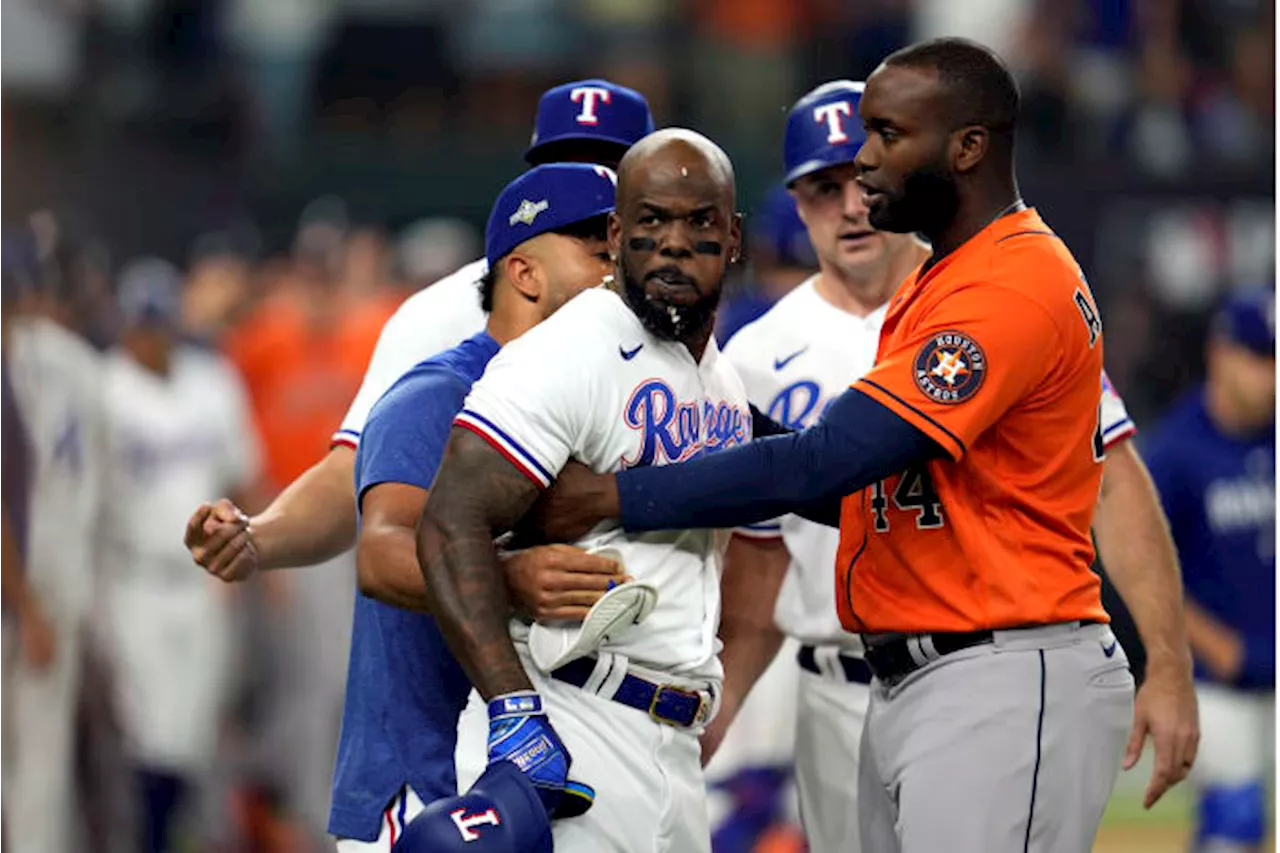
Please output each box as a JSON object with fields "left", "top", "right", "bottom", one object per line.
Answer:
{"left": 883, "top": 37, "right": 1020, "bottom": 140}
{"left": 478, "top": 265, "right": 497, "bottom": 312}
{"left": 477, "top": 213, "right": 609, "bottom": 313}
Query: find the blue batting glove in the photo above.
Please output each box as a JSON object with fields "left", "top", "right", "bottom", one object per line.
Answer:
{"left": 487, "top": 691, "right": 595, "bottom": 818}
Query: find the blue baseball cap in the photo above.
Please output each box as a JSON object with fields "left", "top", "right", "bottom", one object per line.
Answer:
{"left": 1212, "top": 287, "right": 1275, "bottom": 357}
{"left": 783, "top": 80, "right": 867, "bottom": 187}
{"left": 750, "top": 184, "right": 817, "bottom": 269}
{"left": 391, "top": 762, "right": 552, "bottom": 853}
{"left": 486, "top": 163, "right": 617, "bottom": 267}
{"left": 117, "top": 257, "right": 183, "bottom": 328}
{"left": 526, "top": 79, "right": 654, "bottom": 165}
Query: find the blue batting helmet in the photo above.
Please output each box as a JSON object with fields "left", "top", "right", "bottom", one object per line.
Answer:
{"left": 783, "top": 80, "right": 867, "bottom": 187}
{"left": 391, "top": 762, "right": 553, "bottom": 853}
{"left": 526, "top": 79, "right": 654, "bottom": 165}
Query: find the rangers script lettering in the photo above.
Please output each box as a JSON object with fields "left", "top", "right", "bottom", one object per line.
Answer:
{"left": 622, "top": 379, "right": 750, "bottom": 468}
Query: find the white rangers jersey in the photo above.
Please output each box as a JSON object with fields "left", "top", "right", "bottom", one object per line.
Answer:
{"left": 457, "top": 287, "right": 753, "bottom": 682}
{"left": 333, "top": 259, "right": 488, "bottom": 448}
{"left": 724, "top": 276, "right": 1139, "bottom": 648}
{"left": 99, "top": 345, "right": 262, "bottom": 585}
{"left": 6, "top": 318, "right": 107, "bottom": 623}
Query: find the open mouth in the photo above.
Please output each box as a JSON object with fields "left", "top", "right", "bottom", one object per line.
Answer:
{"left": 839, "top": 230, "right": 875, "bottom": 244}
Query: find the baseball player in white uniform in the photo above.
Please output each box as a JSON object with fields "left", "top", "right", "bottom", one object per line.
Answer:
{"left": 3, "top": 239, "right": 108, "bottom": 853}
{"left": 187, "top": 78, "right": 654, "bottom": 582}
{"left": 99, "top": 259, "right": 262, "bottom": 851}
{"left": 419, "top": 130, "right": 752, "bottom": 852}
{"left": 705, "top": 81, "right": 1191, "bottom": 852}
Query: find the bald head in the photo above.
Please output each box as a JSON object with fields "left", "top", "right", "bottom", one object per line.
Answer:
{"left": 617, "top": 128, "right": 736, "bottom": 210}
{"left": 609, "top": 128, "right": 742, "bottom": 347}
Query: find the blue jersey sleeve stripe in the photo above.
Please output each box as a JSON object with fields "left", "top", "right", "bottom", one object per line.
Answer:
{"left": 454, "top": 412, "right": 552, "bottom": 489}
{"left": 332, "top": 428, "right": 360, "bottom": 448}
{"left": 1102, "top": 418, "right": 1136, "bottom": 439}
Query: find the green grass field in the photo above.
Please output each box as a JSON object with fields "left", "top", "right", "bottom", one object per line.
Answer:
{"left": 1095, "top": 756, "right": 1276, "bottom": 853}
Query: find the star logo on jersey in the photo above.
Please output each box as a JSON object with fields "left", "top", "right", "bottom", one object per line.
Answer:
{"left": 912, "top": 331, "right": 986, "bottom": 404}
{"left": 509, "top": 199, "right": 549, "bottom": 227}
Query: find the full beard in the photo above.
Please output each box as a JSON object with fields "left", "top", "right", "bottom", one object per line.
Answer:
{"left": 620, "top": 254, "right": 721, "bottom": 343}
{"left": 868, "top": 161, "right": 959, "bottom": 237}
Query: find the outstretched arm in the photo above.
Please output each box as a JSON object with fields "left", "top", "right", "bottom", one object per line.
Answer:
{"left": 535, "top": 388, "right": 940, "bottom": 541}
{"left": 416, "top": 427, "right": 543, "bottom": 699}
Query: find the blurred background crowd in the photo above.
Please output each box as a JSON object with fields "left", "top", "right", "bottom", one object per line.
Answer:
{"left": 0, "top": 0, "right": 1274, "bottom": 851}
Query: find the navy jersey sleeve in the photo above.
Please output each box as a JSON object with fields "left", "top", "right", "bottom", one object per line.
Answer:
{"left": 355, "top": 368, "right": 472, "bottom": 509}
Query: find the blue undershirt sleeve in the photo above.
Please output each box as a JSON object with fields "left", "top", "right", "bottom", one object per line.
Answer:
{"left": 356, "top": 372, "right": 469, "bottom": 509}
{"left": 618, "top": 387, "right": 942, "bottom": 532}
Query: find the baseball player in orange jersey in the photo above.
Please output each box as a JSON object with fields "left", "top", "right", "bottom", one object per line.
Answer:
{"left": 705, "top": 80, "right": 1195, "bottom": 853}
{"left": 526, "top": 38, "right": 1199, "bottom": 852}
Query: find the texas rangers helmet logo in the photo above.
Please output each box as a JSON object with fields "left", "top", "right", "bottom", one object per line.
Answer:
{"left": 571, "top": 86, "right": 611, "bottom": 125}
{"left": 509, "top": 199, "right": 549, "bottom": 227}
{"left": 450, "top": 807, "right": 502, "bottom": 841}
{"left": 913, "top": 331, "right": 986, "bottom": 404}
{"left": 813, "top": 101, "right": 853, "bottom": 144}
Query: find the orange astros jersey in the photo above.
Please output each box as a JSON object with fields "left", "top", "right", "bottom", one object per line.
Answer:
{"left": 835, "top": 208, "right": 1110, "bottom": 635}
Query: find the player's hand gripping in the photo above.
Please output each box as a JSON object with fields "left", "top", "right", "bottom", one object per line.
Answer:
{"left": 1124, "top": 659, "right": 1200, "bottom": 808}
{"left": 487, "top": 691, "right": 595, "bottom": 819}
{"left": 185, "top": 498, "right": 259, "bottom": 582}
{"left": 503, "top": 545, "right": 630, "bottom": 622}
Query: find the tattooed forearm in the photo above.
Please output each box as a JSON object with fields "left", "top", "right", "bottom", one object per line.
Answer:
{"left": 416, "top": 427, "right": 542, "bottom": 699}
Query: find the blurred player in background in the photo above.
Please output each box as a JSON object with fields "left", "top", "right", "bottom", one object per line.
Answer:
{"left": 705, "top": 78, "right": 1197, "bottom": 852}
{"left": 1, "top": 229, "right": 109, "bottom": 853}
{"left": 100, "top": 259, "right": 263, "bottom": 853}
{"left": 187, "top": 78, "right": 654, "bottom": 583}
{"left": 330, "top": 163, "right": 617, "bottom": 851}
{"left": 1143, "top": 287, "right": 1275, "bottom": 853}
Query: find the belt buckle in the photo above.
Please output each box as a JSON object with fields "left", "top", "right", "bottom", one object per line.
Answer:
{"left": 648, "top": 684, "right": 703, "bottom": 728}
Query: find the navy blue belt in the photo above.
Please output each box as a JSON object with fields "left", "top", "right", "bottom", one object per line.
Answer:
{"left": 863, "top": 620, "right": 1103, "bottom": 683}
{"left": 797, "top": 645, "right": 873, "bottom": 684}
{"left": 550, "top": 657, "right": 707, "bottom": 728}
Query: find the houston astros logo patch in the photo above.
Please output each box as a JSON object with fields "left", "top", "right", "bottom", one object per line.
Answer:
{"left": 913, "top": 331, "right": 986, "bottom": 404}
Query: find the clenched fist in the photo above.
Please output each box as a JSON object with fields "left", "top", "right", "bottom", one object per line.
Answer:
{"left": 184, "top": 498, "right": 259, "bottom": 582}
